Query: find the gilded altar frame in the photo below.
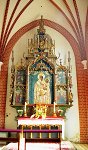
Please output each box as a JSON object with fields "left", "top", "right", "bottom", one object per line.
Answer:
{"left": 10, "top": 16, "right": 73, "bottom": 117}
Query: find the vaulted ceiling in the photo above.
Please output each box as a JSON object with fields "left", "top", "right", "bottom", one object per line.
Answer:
{"left": 0, "top": 0, "right": 88, "bottom": 62}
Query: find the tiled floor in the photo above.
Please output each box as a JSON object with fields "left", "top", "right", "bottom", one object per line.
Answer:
{"left": 72, "top": 143, "right": 88, "bottom": 150}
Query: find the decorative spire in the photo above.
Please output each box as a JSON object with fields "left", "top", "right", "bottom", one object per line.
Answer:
{"left": 27, "top": 16, "right": 55, "bottom": 54}
{"left": 37, "top": 15, "right": 45, "bottom": 34}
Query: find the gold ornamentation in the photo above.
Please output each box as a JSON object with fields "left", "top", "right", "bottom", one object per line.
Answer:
{"left": 35, "top": 104, "right": 47, "bottom": 119}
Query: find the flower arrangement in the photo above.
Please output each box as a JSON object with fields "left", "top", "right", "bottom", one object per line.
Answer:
{"left": 35, "top": 104, "right": 47, "bottom": 118}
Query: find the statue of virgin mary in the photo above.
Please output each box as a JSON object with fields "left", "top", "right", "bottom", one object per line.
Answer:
{"left": 34, "top": 72, "right": 51, "bottom": 104}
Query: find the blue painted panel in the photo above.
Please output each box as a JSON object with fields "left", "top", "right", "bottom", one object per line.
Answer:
{"left": 29, "top": 71, "right": 54, "bottom": 104}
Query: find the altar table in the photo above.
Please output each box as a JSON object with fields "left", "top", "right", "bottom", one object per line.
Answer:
{"left": 18, "top": 117, "right": 65, "bottom": 139}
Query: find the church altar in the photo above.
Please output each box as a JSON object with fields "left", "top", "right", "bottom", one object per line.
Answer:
{"left": 18, "top": 117, "right": 65, "bottom": 139}
{"left": 9, "top": 16, "right": 73, "bottom": 143}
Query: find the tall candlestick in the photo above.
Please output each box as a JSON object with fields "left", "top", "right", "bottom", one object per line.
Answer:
{"left": 24, "top": 102, "right": 27, "bottom": 113}
{"left": 54, "top": 102, "right": 56, "bottom": 113}
{"left": 24, "top": 102, "right": 27, "bottom": 117}
{"left": 53, "top": 102, "right": 57, "bottom": 117}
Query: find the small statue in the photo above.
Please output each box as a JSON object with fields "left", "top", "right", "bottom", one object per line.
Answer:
{"left": 68, "top": 91, "right": 73, "bottom": 104}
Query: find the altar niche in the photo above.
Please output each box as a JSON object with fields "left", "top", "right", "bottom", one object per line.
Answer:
{"left": 10, "top": 16, "right": 73, "bottom": 117}
{"left": 29, "top": 71, "right": 54, "bottom": 104}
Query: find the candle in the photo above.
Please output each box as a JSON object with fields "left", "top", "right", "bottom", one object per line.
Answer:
{"left": 24, "top": 102, "right": 27, "bottom": 113}
{"left": 54, "top": 102, "right": 56, "bottom": 113}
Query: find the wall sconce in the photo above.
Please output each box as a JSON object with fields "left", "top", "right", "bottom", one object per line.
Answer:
{"left": 0, "top": 61, "right": 3, "bottom": 71}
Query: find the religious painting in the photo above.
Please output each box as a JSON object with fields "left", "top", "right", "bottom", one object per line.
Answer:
{"left": 15, "top": 68, "right": 26, "bottom": 104}
{"left": 56, "top": 67, "right": 68, "bottom": 104}
{"left": 29, "top": 71, "right": 54, "bottom": 104}
{"left": 56, "top": 88, "right": 67, "bottom": 104}
{"left": 15, "top": 86, "right": 25, "bottom": 104}
{"left": 57, "top": 70, "right": 66, "bottom": 85}
{"left": 16, "top": 69, "right": 26, "bottom": 85}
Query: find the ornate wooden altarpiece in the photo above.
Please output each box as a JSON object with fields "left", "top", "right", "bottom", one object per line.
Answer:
{"left": 9, "top": 16, "right": 73, "bottom": 118}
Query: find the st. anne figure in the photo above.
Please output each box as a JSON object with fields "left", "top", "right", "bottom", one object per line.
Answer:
{"left": 34, "top": 72, "right": 51, "bottom": 104}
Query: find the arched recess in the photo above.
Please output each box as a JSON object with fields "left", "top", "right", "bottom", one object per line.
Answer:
{"left": 28, "top": 57, "right": 55, "bottom": 105}
{"left": 3, "top": 19, "right": 81, "bottom": 63}
{"left": 0, "top": 19, "right": 81, "bottom": 129}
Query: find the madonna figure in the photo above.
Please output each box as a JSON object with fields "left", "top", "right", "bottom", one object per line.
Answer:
{"left": 34, "top": 72, "right": 51, "bottom": 104}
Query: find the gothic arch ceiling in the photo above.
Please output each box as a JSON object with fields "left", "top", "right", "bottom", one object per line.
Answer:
{"left": 0, "top": 0, "right": 88, "bottom": 63}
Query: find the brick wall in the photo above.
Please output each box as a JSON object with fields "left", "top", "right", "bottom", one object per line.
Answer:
{"left": 0, "top": 65, "right": 8, "bottom": 128}
{"left": 77, "top": 66, "right": 88, "bottom": 143}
